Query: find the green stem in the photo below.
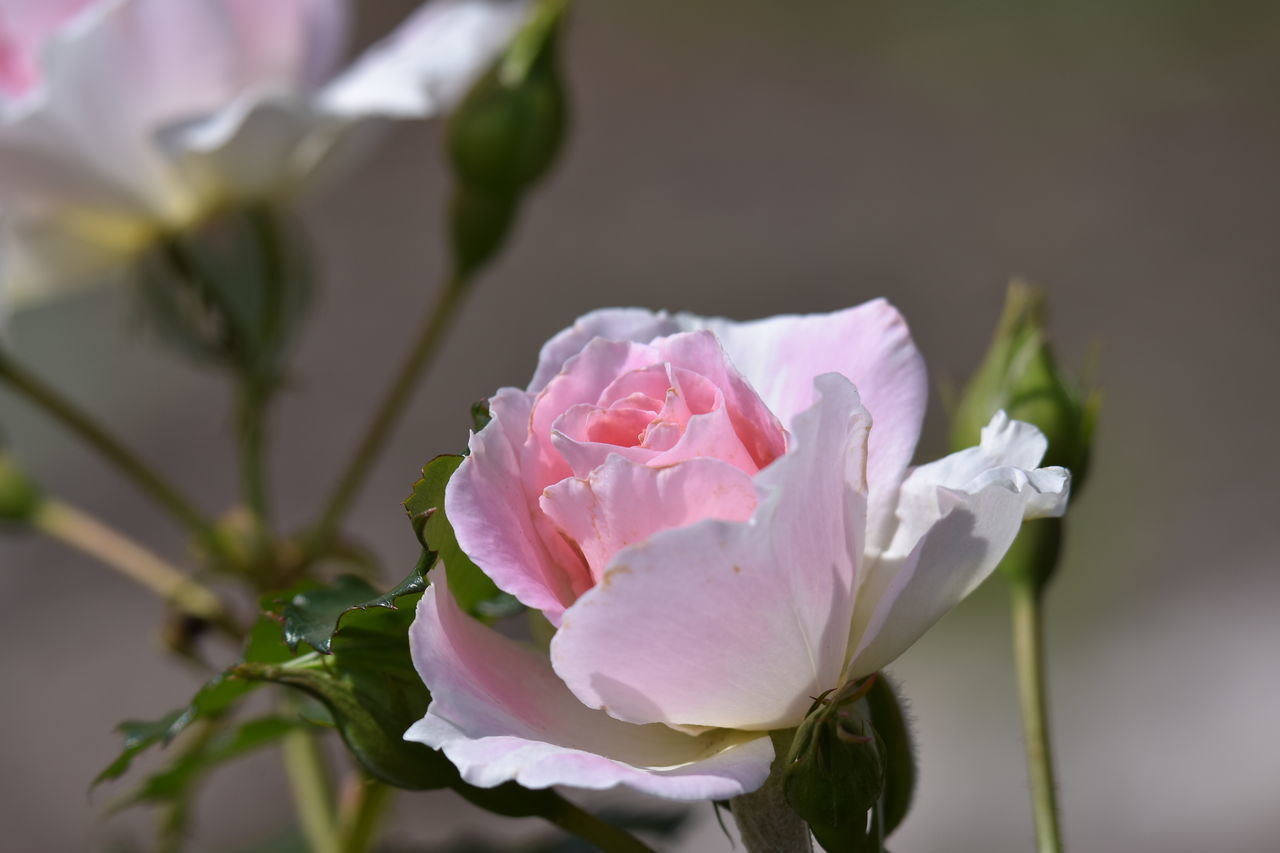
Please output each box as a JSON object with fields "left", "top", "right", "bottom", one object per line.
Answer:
{"left": 1011, "top": 580, "right": 1065, "bottom": 853}
{"left": 550, "top": 800, "right": 658, "bottom": 853}
{"left": 32, "top": 498, "right": 239, "bottom": 638}
{"left": 235, "top": 379, "right": 273, "bottom": 563}
{"left": 281, "top": 724, "right": 339, "bottom": 853}
{"left": 0, "top": 351, "right": 221, "bottom": 550}
{"left": 338, "top": 777, "right": 393, "bottom": 853}
{"left": 309, "top": 274, "right": 467, "bottom": 557}
{"left": 729, "top": 729, "right": 811, "bottom": 853}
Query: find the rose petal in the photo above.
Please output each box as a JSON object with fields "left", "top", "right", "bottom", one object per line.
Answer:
{"left": 406, "top": 570, "right": 774, "bottom": 800}
{"left": 526, "top": 304, "right": 924, "bottom": 536}
{"left": 845, "top": 412, "right": 1070, "bottom": 676}
{"left": 653, "top": 331, "right": 788, "bottom": 469}
{"left": 530, "top": 308, "right": 683, "bottom": 392}
{"left": 320, "top": 0, "right": 532, "bottom": 119}
{"left": 448, "top": 387, "right": 587, "bottom": 622}
{"left": 550, "top": 374, "right": 869, "bottom": 730}
{"left": 540, "top": 455, "right": 758, "bottom": 583}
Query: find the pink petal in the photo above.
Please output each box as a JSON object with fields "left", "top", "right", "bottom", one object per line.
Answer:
{"left": 448, "top": 388, "right": 586, "bottom": 622}
{"left": 406, "top": 570, "right": 774, "bottom": 800}
{"left": 690, "top": 300, "right": 927, "bottom": 544}
{"left": 540, "top": 455, "right": 758, "bottom": 583}
{"left": 846, "top": 412, "right": 1071, "bottom": 676}
{"left": 550, "top": 374, "right": 870, "bottom": 730}
{"left": 528, "top": 338, "right": 656, "bottom": 489}
{"left": 653, "top": 331, "right": 788, "bottom": 469}
{"left": 525, "top": 304, "right": 923, "bottom": 532}
{"left": 529, "top": 308, "right": 683, "bottom": 392}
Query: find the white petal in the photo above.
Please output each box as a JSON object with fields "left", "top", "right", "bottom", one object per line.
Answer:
{"left": 320, "top": 0, "right": 532, "bottom": 119}
{"left": 846, "top": 412, "right": 1071, "bottom": 676}
{"left": 407, "top": 570, "right": 773, "bottom": 800}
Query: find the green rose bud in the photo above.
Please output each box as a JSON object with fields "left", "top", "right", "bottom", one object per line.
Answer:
{"left": 951, "top": 280, "right": 1098, "bottom": 490}
{"left": 445, "top": 0, "right": 569, "bottom": 279}
{"left": 0, "top": 453, "right": 43, "bottom": 522}
{"left": 782, "top": 677, "right": 887, "bottom": 852}
{"left": 952, "top": 280, "right": 1098, "bottom": 590}
{"left": 446, "top": 41, "right": 567, "bottom": 197}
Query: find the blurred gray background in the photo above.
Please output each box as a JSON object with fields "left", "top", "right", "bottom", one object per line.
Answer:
{"left": 2, "top": 0, "right": 1278, "bottom": 850}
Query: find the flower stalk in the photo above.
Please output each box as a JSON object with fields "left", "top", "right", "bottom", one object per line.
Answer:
{"left": 310, "top": 273, "right": 468, "bottom": 557}
{"left": 30, "top": 498, "right": 238, "bottom": 636}
{"left": 281, "top": 722, "right": 340, "bottom": 853}
{"left": 0, "top": 350, "right": 222, "bottom": 552}
{"left": 1011, "top": 573, "right": 1064, "bottom": 853}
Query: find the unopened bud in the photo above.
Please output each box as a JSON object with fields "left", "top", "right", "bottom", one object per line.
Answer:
{"left": 782, "top": 678, "right": 885, "bottom": 848}
{"left": 0, "top": 453, "right": 42, "bottom": 522}
{"left": 952, "top": 280, "right": 1097, "bottom": 492}
{"left": 446, "top": 2, "right": 568, "bottom": 279}
{"left": 446, "top": 13, "right": 567, "bottom": 196}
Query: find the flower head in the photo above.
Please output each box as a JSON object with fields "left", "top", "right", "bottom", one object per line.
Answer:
{"left": 407, "top": 301, "right": 1070, "bottom": 800}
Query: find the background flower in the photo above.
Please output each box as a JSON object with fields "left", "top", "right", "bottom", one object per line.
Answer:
{"left": 407, "top": 301, "right": 1069, "bottom": 799}
{"left": 0, "top": 0, "right": 530, "bottom": 307}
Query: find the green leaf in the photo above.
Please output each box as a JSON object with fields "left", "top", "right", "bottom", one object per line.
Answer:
{"left": 110, "top": 716, "right": 300, "bottom": 811}
{"left": 276, "top": 569, "right": 426, "bottom": 654}
{"left": 94, "top": 615, "right": 295, "bottom": 788}
{"left": 866, "top": 675, "right": 916, "bottom": 837}
{"left": 405, "top": 455, "right": 516, "bottom": 620}
{"left": 232, "top": 648, "right": 452, "bottom": 790}
{"left": 94, "top": 711, "right": 186, "bottom": 786}
{"left": 238, "top": 569, "right": 453, "bottom": 790}
{"left": 470, "top": 399, "right": 493, "bottom": 432}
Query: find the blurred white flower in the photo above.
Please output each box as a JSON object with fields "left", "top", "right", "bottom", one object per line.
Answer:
{"left": 0, "top": 0, "right": 531, "bottom": 307}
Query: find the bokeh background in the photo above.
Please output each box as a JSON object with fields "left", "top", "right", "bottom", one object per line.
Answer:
{"left": 2, "top": 1, "right": 1278, "bottom": 850}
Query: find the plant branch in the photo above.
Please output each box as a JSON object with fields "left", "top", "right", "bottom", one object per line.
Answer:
{"left": 281, "top": 724, "right": 339, "bottom": 853}
{"left": 550, "top": 799, "right": 659, "bottom": 853}
{"left": 1011, "top": 579, "right": 1065, "bottom": 853}
{"left": 235, "top": 378, "right": 273, "bottom": 563}
{"left": 337, "top": 776, "right": 393, "bottom": 853}
{"left": 0, "top": 351, "right": 221, "bottom": 550}
{"left": 31, "top": 498, "right": 238, "bottom": 637}
{"left": 309, "top": 274, "right": 467, "bottom": 556}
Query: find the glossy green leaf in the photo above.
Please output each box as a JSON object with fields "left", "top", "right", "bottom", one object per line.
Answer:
{"left": 405, "top": 455, "right": 516, "bottom": 619}
{"left": 232, "top": 638, "right": 452, "bottom": 790}
{"left": 276, "top": 570, "right": 426, "bottom": 654}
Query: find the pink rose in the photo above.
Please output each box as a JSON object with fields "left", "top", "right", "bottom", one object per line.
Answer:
{"left": 406, "top": 301, "right": 1070, "bottom": 800}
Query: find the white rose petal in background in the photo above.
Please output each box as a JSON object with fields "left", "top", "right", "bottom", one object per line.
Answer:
{"left": 0, "top": 0, "right": 532, "bottom": 309}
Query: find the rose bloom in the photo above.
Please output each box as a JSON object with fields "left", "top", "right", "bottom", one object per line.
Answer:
{"left": 0, "top": 0, "right": 530, "bottom": 305}
{"left": 406, "top": 301, "right": 1070, "bottom": 800}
